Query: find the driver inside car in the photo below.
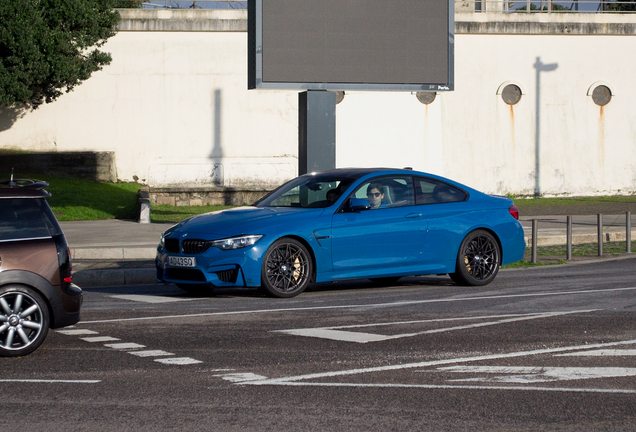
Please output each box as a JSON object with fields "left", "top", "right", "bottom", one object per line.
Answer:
{"left": 366, "top": 183, "right": 386, "bottom": 209}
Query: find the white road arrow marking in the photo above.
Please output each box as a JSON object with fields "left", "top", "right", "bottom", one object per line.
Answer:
{"left": 440, "top": 366, "right": 636, "bottom": 383}
{"left": 215, "top": 373, "right": 268, "bottom": 383}
{"left": 274, "top": 311, "right": 596, "bottom": 343}
{"left": 109, "top": 295, "right": 199, "bottom": 304}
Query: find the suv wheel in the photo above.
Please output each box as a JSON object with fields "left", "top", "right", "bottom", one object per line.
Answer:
{"left": 0, "top": 286, "right": 50, "bottom": 357}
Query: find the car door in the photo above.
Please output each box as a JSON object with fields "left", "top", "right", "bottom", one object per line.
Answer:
{"left": 331, "top": 176, "right": 427, "bottom": 278}
{"left": 414, "top": 176, "right": 470, "bottom": 265}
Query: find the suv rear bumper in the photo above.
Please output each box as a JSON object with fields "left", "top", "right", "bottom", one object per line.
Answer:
{"left": 0, "top": 270, "right": 82, "bottom": 328}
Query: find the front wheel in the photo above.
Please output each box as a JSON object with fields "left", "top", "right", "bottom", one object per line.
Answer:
{"left": 0, "top": 286, "right": 50, "bottom": 357}
{"left": 450, "top": 230, "right": 501, "bottom": 286}
{"left": 261, "top": 238, "right": 312, "bottom": 298}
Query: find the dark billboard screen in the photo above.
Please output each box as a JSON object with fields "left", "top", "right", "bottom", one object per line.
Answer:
{"left": 248, "top": 0, "right": 454, "bottom": 91}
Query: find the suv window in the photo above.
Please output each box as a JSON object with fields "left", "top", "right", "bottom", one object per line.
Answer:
{"left": 0, "top": 199, "right": 53, "bottom": 241}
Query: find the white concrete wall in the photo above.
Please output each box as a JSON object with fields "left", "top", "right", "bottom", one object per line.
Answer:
{"left": 1, "top": 10, "right": 635, "bottom": 196}
{"left": 337, "top": 30, "right": 636, "bottom": 196}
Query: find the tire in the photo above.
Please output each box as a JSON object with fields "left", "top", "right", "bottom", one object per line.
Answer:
{"left": 450, "top": 230, "right": 501, "bottom": 286}
{"left": 176, "top": 284, "right": 213, "bottom": 295}
{"left": 0, "top": 286, "right": 50, "bottom": 357}
{"left": 369, "top": 277, "right": 401, "bottom": 285}
{"left": 261, "top": 238, "right": 312, "bottom": 298}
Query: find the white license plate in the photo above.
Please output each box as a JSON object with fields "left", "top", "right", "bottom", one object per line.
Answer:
{"left": 168, "top": 256, "right": 196, "bottom": 268}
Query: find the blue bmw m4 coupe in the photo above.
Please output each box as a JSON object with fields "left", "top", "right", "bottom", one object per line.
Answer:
{"left": 156, "top": 168, "right": 526, "bottom": 298}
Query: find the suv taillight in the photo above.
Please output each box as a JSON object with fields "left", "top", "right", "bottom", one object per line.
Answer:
{"left": 53, "top": 235, "right": 72, "bottom": 284}
{"left": 508, "top": 205, "right": 519, "bottom": 220}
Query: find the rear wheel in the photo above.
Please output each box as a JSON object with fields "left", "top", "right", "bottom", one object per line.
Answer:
{"left": 450, "top": 230, "right": 500, "bottom": 286}
{"left": 0, "top": 286, "right": 50, "bottom": 357}
{"left": 261, "top": 238, "right": 312, "bottom": 298}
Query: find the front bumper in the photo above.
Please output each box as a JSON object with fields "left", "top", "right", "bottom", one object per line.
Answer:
{"left": 155, "top": 243, "right": 266, "bottom": 288}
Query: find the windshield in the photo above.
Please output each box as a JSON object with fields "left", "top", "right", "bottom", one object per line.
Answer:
{"left": 255, "top": 173, "right": 356, "bottom": 208}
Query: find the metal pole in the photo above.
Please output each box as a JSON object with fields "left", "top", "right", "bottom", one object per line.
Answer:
{"left": 531, "top": 219, "right": 538, "bottom": 264}
{"left": 627, "top": 211, "right": 632, "bottom": 253}
{"left": 597, "top": 213, "right": 603, "bottom": 256}
{"left": 566, "top": 215, "right": 572, "bottom": 260}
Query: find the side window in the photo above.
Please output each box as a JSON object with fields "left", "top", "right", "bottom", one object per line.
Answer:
{"left": 351, "top": 176, "right": 414, "bottom": 209}
{"left": 0, "top": 199, "right": 52, "bottom": 241}
{"left": 415, "top": 177, "right": 467, "bottom": 205}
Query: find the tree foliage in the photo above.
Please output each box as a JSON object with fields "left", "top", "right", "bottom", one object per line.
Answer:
{"left": 515, "top": 3, "right": 572, "bottom": 11}
{"left": 606, "top": 0, "right": 636, "bottom": 11}
{"left": 112, "top": 0, "right": 145, "bottom": 7}
{"left": 0, "top": 0, "right": 121, "bottom": 109}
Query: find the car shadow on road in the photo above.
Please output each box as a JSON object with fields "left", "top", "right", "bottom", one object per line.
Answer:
{"left": 81, "top": 275, "right": 457, "bottom": 299}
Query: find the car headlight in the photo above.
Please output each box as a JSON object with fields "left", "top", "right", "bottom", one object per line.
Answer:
{"left": 212, "top": 235, "right": 263, "bottom": 250}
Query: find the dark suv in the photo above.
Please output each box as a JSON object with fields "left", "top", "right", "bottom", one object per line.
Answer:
{"left": 0, "top": 177, "right": 82, "bottom": 356}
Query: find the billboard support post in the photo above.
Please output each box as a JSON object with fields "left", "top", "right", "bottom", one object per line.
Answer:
{"left": 298, "top": 91, "right": 336, "bottom": 175}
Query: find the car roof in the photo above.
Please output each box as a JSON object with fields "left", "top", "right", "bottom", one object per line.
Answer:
{"left": 303, "top": 167, "right": 414, "bottom": 178}
{"left": 0, "top": 178, "right": 51, "bottom": 198}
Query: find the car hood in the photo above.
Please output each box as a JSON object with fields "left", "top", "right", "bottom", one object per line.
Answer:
{"left": 163, "top": 206, "right": 325, "bottom": 238}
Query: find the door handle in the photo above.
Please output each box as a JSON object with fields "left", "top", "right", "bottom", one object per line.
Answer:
{"left": 405, "top": 213, "right": 422, "bottom": 218}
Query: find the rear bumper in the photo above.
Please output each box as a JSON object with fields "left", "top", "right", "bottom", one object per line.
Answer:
{"left": 50, "top": 283, "right": 82, "bottom": 328}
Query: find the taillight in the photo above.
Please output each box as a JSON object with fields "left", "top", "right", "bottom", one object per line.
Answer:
{"left": 508, "top": 205, "right": 519, "bottom": 220}
{"left": 64, "top": 248, "right": 72, "bottom": 283}
{"left": 53, "top": 235, "right": 72, "bottom": 285}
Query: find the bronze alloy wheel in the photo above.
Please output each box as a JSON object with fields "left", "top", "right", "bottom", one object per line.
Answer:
{"left": 261, "top": 238, "right": 312, "bottom": 298}
{"left": 450, "top": 230, "right": 501, "bottom": 286}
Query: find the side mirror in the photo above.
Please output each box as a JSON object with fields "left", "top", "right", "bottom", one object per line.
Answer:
{"left": 345, "top": 198, "right": 371, "bottom": 212}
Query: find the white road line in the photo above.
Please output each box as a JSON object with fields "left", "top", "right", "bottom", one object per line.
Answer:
{"left": 56, "top": 329, "right": 99, "bottom": 335}
{"left": 81, "top": 336, "right": 120, "bottom": 342}
{"left": 0, "top": 379, "right": 101, "bottom": 384}
{"left": 78, "top": 286, "right": 636, "bottom": 325}
{"left": 439, "top": 366, "right": 636, "bottom": 383}
{"left": 251, "top": 381, "right": 636, "bottom": 394}
{"left": 274, "top": 311, "right": 595, "bottom": 343}
{"left": 128, "top": 350, "right": 174, "bottom": 357}
{"left": 104, "top": 343, "right": 146, "bottom": 350}
{"left": 155, "top": 357, "right": 203, "bottom": 365}
{"left": 109, "top": 295, "right": 199, "bottom": 304}
{"left": 242, "top": 339, "right": 636, "bottom": 386}
{"left": 554, "top": 349, "right": 636, "bottom": 357}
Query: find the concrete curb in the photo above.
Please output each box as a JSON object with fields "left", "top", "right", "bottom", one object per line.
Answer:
{"left": 73, "top": 268, "right": 158, "bottom": 287}
{"left": 70, "top": 232, "right": 636, "bottom": 288}
{"left": 74, "top": 254, "right": 636, "bottom": 288}
{"left": 71, "top": 247, "right": 157, "bottom": 260}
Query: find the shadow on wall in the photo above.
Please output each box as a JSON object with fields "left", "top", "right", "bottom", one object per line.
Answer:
{"left": 534, "top": 57, "right": 558, "bottom": 197}
{"left": 0, "top": 106, "right": 26, "bottom": 132}
{"left": 0, "top": 151, "right": 117, "bottom": 182}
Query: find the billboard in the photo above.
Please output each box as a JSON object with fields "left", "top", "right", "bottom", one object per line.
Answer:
{"left": 248, "top": 0, "right": 454, "bottom": 92}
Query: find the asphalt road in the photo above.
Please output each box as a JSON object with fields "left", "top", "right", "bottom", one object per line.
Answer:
{"left": 2, "top": 258, "right": 636, "bottom": 431}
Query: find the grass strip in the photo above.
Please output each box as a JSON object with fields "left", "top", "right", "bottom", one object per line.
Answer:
{"left": 23, "top": 174, "right": 141, "bottom": 221}
{"left": 151, "top": 204, "right": 236, "bottom": 224}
